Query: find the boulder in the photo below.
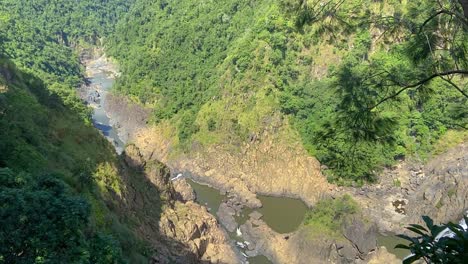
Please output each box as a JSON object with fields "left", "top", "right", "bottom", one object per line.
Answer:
{"left": 216, "top": 203, "right": 238, "bottom": 232}
{"left": 159, "top": 202, "right": 240, "bottom": 264}
{"left": 337, "top": 244, "right": 356, "bottom": 262}
{"left": 174, "top": 179, "right": 196, "bottom": 201}
{"left": 249, "top": 211, "right": 263, "bottom": 220}
{"left": 343, "top": 218, "right": 377, "bottom": 256}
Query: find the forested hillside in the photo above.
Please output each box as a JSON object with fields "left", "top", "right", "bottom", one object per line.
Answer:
{"left": 109, "top": 0, "right": 467, "bottom": 183}
{"left": 0, "top": 1, "right": 148, "bottom": 262}
{"left": 0, "top": 77, "right": 128, "bottom": 263}
{"left": 0, "top": 0, "right": 132, "bottom": 119}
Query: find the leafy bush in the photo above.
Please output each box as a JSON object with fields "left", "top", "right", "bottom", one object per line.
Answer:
{"left": 304, "top": 195, "right": 359, "bottom": 235}
{"left": 0, "top": 168, "right": 124, "bottom": 263}
{"left": 178, "top": 111, "right": 200, "bottom": 145}
{"left": 397, "top": 215, "right": 468, "bottom": 264}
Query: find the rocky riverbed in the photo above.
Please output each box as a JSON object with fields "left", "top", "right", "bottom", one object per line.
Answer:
{"left": 79, "top": 51, "right": 125, "bottom": 153}
{"left": 342, "top": 142, "right": 468, "bottom": 235}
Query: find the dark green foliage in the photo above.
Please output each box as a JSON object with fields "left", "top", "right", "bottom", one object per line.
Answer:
{"left": 0, "top": 168, "right": 124, "bottom": 263}
{"left": 107, "top": 0, "right": 263, "bottom": 114}
{"left": 178, "top": 111, "right": 200, "bottom": 145}
{"left": 0, "top": 56, "right": 146, "bottom": 264}
{"left": 107, "top": 0, "right": 301, "bottom": 143}
{"left": 0, "top": 1, "right": 149, "bottom": 262}
{"left": 0, "top": 0, "right": 132, "bottom": 44}
{"left": 207, "top": 118, "right": 217, "bottom": 132}
{"left": 88, "top": 234, "right": 125, "bottom": 264}
{"left": 279, "top": 1, "right": 467, "bottom": 183}
{"left": 397, "top": 215, "right": 468, "bottom": 264}
{"left": 0, "top": 58, "right": 109, "bottom": 176}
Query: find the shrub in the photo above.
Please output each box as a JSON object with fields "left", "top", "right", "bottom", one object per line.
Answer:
{"left": 304, "top": 195, "right": 359, "bottom": 235}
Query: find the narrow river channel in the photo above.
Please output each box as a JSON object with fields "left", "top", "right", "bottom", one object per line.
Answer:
{"left": 187, "top": 178, "right": 409, "bottom": 262}
{"left": 83, "top": 55, "right": 125, "bottom": 153}
{"left": 187, "top": 179, "right": 307, "bottom": 264}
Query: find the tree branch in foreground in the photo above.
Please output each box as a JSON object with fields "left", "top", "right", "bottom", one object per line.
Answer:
{"left": 369, "top": 70, "right": 468, "bottom": 110}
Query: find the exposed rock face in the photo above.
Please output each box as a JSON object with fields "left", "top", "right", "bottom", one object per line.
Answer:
{"left": 113, "top": 145, "right": 239, "bottom": 264}
{"left": 125, "top": 144, "right": 175, "bottom": 201}
{"left": 132, "top": 116, "right": 331, "bottom": 208}
{"left": 239, "top": 215, "right": 377, "bottom": 264}
{"left": 173, "top": 179, "right": 196, "bottom": 202}
{"left": 349, "top": 143, "right": 468, "bottom": 234}
{"left": 124, "top": 143, "right": 147, "bottom": 170}
{"left": 405, "top": 143, "right": 468, "bottom": 227}
{"left": 249, "top": 211, "right": 263, "bottom": 220}
{"left": 105, "top": 94, "right": 150, "bottom": 143}
{"left": 343, "top": 218, "right": 377, "bottom": 258}
{"left": 217, "top": 203, "right": 238, "bottom": 233}
{"left": 160, "top": 202, "right": 240, "bottom": 264}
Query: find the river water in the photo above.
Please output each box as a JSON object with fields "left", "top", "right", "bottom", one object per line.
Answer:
{"left": 377, "top": 234, "right": 409, "bottom": 259}
{"left": 83, "top": 56, "right": 125, "bottom": 153}
{"left": 187, "top": 179, "right": 309, "bottom": 264}
{"left": 188, "top": 179, "right": 410, "bottom": 262}
{"left": 187, "top": 179, "right": 308, "bottom": 234}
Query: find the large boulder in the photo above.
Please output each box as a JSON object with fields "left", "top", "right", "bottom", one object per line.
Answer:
{"left": 159, "top": 201, "right": 240, "bottom": 264}
{"left": 173, "top": 179, "right": 196, "bottom": 202}
{"left": 343, "top": 218, "right": 377, "bottom": 257}
{"left": 216, "top": 202, "right": 238, "bottom": 232}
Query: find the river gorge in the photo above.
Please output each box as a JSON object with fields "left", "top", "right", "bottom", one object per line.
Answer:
{"left": 4, "top": 1, "right": 467, "bottom": 263}
{"left": 80, "top": 51, "right": 467, "bottom": 264}
{"left": 80, "top": 52, "right": 314, "bottom": 263}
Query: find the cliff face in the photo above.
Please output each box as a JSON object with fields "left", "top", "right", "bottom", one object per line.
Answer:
{"left": 348, "top": 143, "right": 468, "bottom": 234}
{"left": 104, "top": 93, "right": 150, "bottom": 143}
{"left": 105, "top": 93, "right": 331, "bottom": 208}
{"left": 405, "top": 143, "right": 468, "bottom": 226}
{"left": 131, "top": 119, "right": 331, "bottom": 208}
{"left": 111, "top": 144, "right": 239, "bottom": 263}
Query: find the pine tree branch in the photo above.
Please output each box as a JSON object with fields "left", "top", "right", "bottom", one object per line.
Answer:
{"left": 419, "top": 10, "right": 446, "bottom": 32}
{"left": 369, "top": 70, "right": 468, "bottom": 109}
{"left": 419, "top": 9, "right": 468, "bottom": 32}
{"left": 440, "top": 76, "right": 468, "bottom": 99}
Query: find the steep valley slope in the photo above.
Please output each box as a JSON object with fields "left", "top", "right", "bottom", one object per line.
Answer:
{"left": 106, "top": 0, "right": 467, "bottom": 211}
{"left": 0, "top": 57, "right": 239, "bottom": 263}
{"left": 1, "top": 0, "right": 467, "bottom": 263}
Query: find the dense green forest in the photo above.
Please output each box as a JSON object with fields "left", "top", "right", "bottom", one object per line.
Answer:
{"left": 0, "top": 0, "right": 466, "bottom": 262}
{"left": 0, "top": 1, "right": 148, "bottom": 262}
{"left": 0, "top": 0, "right": 133, "bottom": 120}
{"left": 109, "top": 0, "right": 467, "bottom": 183}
